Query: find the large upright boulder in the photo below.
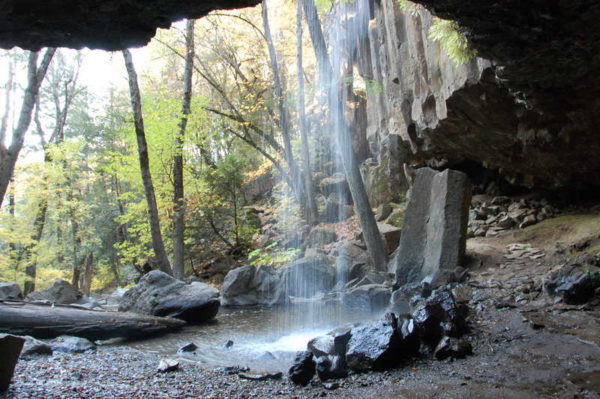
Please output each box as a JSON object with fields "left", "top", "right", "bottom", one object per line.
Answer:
{"left": 26, "top": 279, "right": 82, "bottom": 304}
{"left": 0, "top": 334, "right": 24, "bottom": 392}
{"left": 393, "top": 168, "right": 471, "bottom": 286}
{"left": 221, "top": 265, "right": 283, "bottom": 307}
{"left": 119, "top": 271, "right": 219, "bottom": 324}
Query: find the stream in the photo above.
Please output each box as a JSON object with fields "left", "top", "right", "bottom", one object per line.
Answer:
{"left": 124, "top": 301, "right": 382, "bottom": 372}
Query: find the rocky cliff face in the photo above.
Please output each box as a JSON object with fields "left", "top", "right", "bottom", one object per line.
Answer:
{"left": 358, "top": 0, "right": 600, "bottom": 197}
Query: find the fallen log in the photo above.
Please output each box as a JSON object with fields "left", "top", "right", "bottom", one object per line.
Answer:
{"left": 0, "top": 303, "right": 186, "bottom": 341}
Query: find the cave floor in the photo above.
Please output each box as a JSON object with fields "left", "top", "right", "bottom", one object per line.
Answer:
{"left": 5, "top": 213, "right": 600, "bottom": 399}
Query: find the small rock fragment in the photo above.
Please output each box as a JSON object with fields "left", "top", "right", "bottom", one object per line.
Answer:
{"left": 158, "top": 359, "right": 179, "bottom": 372}
{"left": 178, "top": 342, "right": 198, "bottom": 353}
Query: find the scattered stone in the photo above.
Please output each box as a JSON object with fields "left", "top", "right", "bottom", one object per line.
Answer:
{"left": 157, "top": 359, "right": 179, "bottom": 373}
{"left": 552, "top": 272, "right": 598, "bottom": 304}
{"left": 51, "top": 336, "right": 96, "bottom": 354}
{"left": 119, "top": 270, "right": 220, "bottom": 324}
{"left": 288, "top": 351, "right": 315, "bottom": 386}
{"left": 0, "top": 334, "right": 24, "bottom": 392}
{"left": 26, "top": 279, "right": 82, "bottom": 304}
{"left": 433, "top": 336, "right": 473, "bottom": 360}
{"left": 392, "top": 168, "right": 471, "bottom": 286}
{"left": 323, "top": 382, "right": 340, "bottom": 390}
{"left": 178, "top": 342, "right": 198, "bottom": 353}
{"left": 20, "top": 336, "right": 53, "bottom": 357}
{"left": 0, "top": 282, "right": 22, "bottom": 300}
{"left": 239, "top": 372, "right": 283, "bottom": 381}
{"left": 221, "top": 265, "right": 282, "bottom": 307}
{"left": 225, "top": 340, "right": 234, "bottom": 349}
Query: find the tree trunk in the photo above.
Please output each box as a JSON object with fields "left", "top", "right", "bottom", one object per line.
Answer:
{"left": 81, "top": 252, "right": 94, "bottom": 296}
{"left": 302, "top": 0, "right": 387, "bottom": 271}
{"left": 0, "top": 303, "right": 185, "bottom": 341}
{"left": 0, "top": 49, "right": 55, "bottom": 207}
{"left": 262, "top": 0, "right": 308, "bottom": 211}
{"left": 22, "top": 200, "right": 48, "bottom": 295}
{"left": 296, "top": 0, "right": 319, "bottom": 225}
{"left": 172, "top": 20, "right": 195, "bottom": 280}
{"left": 122, "top": 49, "right": 173, "bottom": 276}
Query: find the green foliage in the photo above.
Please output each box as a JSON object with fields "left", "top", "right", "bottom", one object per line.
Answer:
{"left": 248, "top": 242, "right": 300, "bottom": 267}
{"left": 428, "top": 18, "right": 477, "bottom": 65}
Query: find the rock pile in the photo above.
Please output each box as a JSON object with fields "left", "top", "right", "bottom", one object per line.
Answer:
{"left": 289, "top": 288, "right": 471, "bottom": 385}
{"left": 468, "top": 196, "right": 558, "bottom": 238}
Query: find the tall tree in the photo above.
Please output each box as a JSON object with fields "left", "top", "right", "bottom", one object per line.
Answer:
{"left": 302, "top": 0, "right": 387, "bottom": 271}
{"left": 122, "top": 49, "right": 173, "bottom": 275}
{"left": 172, "top": 19, "right": 195, "bottom": 280}
{"left": 262, "top": 0, "right": 308, "bottom": 212}
{"left": 0, "top": 48, "right": 56, "bottom": 207}
{"left": 296, "top": 0, "right": 319, "bottom": 225}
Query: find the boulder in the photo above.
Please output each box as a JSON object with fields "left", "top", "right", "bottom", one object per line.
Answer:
{"left": 26, "top": 279, "right": 82, "bottom": 304}
{"left": 375, "top": 203, "right": 393, "bottom": 222}
{"left": 308, "top": 335, "right": 335, "bottom": 357}
{"left": 552, "top": 272, "right": 599, "bottom": 304}
{"left": 0, "top": 282, "right": 21, "bottom": 300}
{"left": 220, "top": 265, "right": 282, "bottom": 307}
{"left": 0, "top": 334, "right": 24, "bottom": 392}
{"left": 276, "top": 256, "right": 336, "bottom": 298}
{"left": 392, "top": 168, "right": 471, "bottom": 286}
{"left": 342, "top": 284, "right": 391, "bottom": 312}
{"left": 20, "top": 336, "right": 53, "bottom": 357}
{"left": 378, "top": 223, "right": 401, "bottom": 254}
{"left": 288, "top": 351, "right": 315, "bottom": 386}
{"left": 51, "top": 335, "right": 96, "bottom": 354}
{"left": 319, "top": 174, "right": 352, "bottom": 204}
{"left": 346, "top": 314, "right": 401, "bottom": 372}
{"left": 306, "top": 227, "right": 338, "bottom": 248}
{"left": 323, "top": 195, "right": 354, "bottom": 222}
{"left": 412, "top": 289, "right": 468, "bottom": 347}
{"left": 119, "top": 270, "right": 219, "bottom": 323}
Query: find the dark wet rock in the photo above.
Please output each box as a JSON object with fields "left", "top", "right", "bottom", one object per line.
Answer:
{"left": 288, "top": 351, "right": 315, "bottom": 386}
{"left": 119, "top": 270, "right": 219, "bottom": 323}
{"left": 276, "top": 255, "right": 336, "bottom": 298}
{"left": 342, "top": 284, "right": 391, "bottom": 312}
{"left": 308, "top": 335, "right": 336, "bottom": 358}
{"left": 433, "top": 337, "right": 473, "bottom": 360}
{"left": 51, "top": 336, "right": 96, "bottom": 354}
{"left": 392, "top": 168, "right": 471, "bottom": 287}
{"left": 0, "top": 334, "right": 24, "bottom": 392}
{"left": 426, "top": 289, "right": 468, "bottom": 336}
{"left": 178, "top": 342, "right": 198, "bottom": 353}
{"left": 239, "top": 372, "right": 283, "bottom": 381}
{"left": 20, "top": 336, "right": 53, "bottom": 357}
{"left": 346, "top": 313, "right": 403, "bottom": 372}
{"left": 221, "top": 265, "right": 282, "bottom": 307}
{"left": 552, "top": 272, "right": 599, "bottom": 305}
{"left": 26, "top": 279, "right": 82, "bottom": 305}
{"left": 225, "top": 340, "right": 234, "bottom": 349}
{"left": 157, "top": 359, "right": 179, "bottom": 373}
{"left": 0, "top": 282, "right": 22, "bottom": 300}
{"left": 316, "top": 355, "right": 348, "bottom": 381}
